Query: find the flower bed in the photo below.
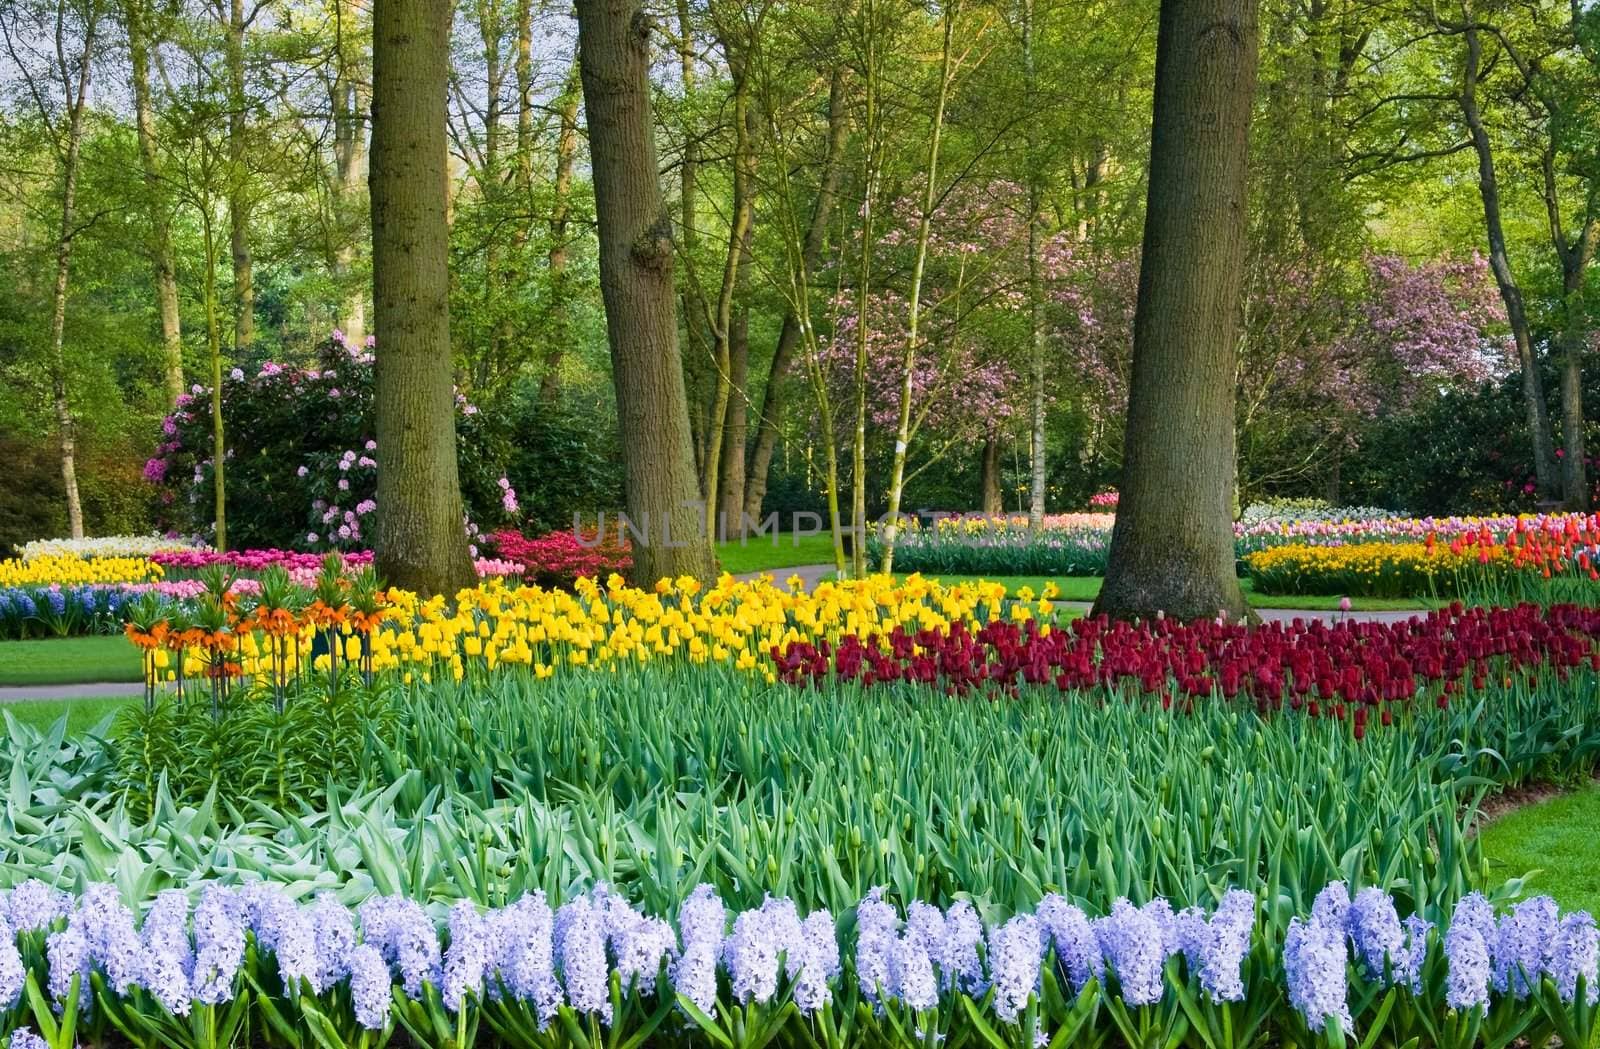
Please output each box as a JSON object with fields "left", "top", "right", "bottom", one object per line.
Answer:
{"left": 0, "top": 879, "right": 1592, "bottom": 1049}
{"left": 15, "top": 535, "right": 202, "bottom": 562}
{"left": 487, "top": 527, "right": 632, "bottom": 588}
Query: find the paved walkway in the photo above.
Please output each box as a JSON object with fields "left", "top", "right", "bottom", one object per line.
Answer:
{"left": 2, "top": 569, "right": 1429, "bottom": 703}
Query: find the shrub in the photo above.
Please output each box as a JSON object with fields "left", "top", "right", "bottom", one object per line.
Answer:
{"left": 486, "top": 527, "right": 631, "bottom": 588}
{"left": 145, "top": 334, "right": 516, "bottom": 551}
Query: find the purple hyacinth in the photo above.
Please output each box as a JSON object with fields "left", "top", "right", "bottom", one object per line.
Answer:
{"left": 939, "top": 900, "right": 987, "bottom": 996}
{"left": 491, "top": 892, "right": 563, "bottom": 1025}
{"left": 7, "top": 880, "right": 71, "bottom": 934}
{"left": 139, "top": 890, "right": 193, "bottom": 1016}
{"left": 1549, "top": 912, "right": 1598, "bottom": 1006}
{"left": 1037, "top": 895, "right": 1103, "bottom": 995}
{"left": 789, "top": 911, "right": 839, "bottom": 1015}
{"left": 73, "top": 884, "right": 144, "bottom": 997}
{"left": 192, "top": 885, "right": 246, "bottom": 1005}
{"left": 1311, "top": 883, "right": 1351, "bottom": 933}
{"left": 359, "top": 896, "right": 440, "bottom": 998}
{"left": 1283, "top": 917, "right": 1351, "bottom": 1034}
{"left": 1142, "top": 898, "right": 1179, "bottom": 957}
{"left": 600, "top": 888, "right": 676, "bottom": 998}
{"left": 987, "top": 914, "right": 1044, "bottom": 1023}
{"left": 672, "top": 884, "right": 726, "bottom": 1017}
{"left": 888, "top": 932, "right": 938, "bottom": 1011}
{"left": 443, "top": 901, "right": 491, "bottom": 1012}
{"left": 1444, "top": 913, "right": 1491, "bottom": 1012}
{"left": 1395, "top": 914, "right": 1432, "bottom": 995}
{"left": 309, "top": 894, "right": 354, "bottom": 994}
{"left": 46, "top": 926, "right": 90, "bottom": 1004}
{"left": 1453, "top": 893, "right": 1497, "bottom": 945}
{"left": 554, "top": 895, "right": 611, "bottom": 1023}
{"left": 855, "top": 888, "right": 900, "bottom": 1005}
{"left": 725, "top": 903, "right": 782, "bottom": 1005}
{"left": 7, "top": 1027, "right": 47, "bottom": 1049}
{"left": 1347, "top": 888, "right": 1404, "bottom": 983}
{"left": 1095, "top": 899, "right": 1167, "bottom": 1008}
{"left": 1493, "top": 896, "right": 1558, "bottom": 999}
{"left": 349, "top": 943, "right": 392, "bottom": 1030}
{"left": 0, "top": 916, "right": 25, "bottom": 1009}
{"left": 1196, "top": 891, "right": 1255, "bottom": 1004}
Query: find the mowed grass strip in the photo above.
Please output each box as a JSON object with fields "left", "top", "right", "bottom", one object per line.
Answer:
{"left": 0, "top": 635, "right": 143, "bottom": 686}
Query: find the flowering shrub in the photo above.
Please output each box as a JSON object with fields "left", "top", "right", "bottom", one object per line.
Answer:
{"left": 16, "top": 534, "right": 202, "bottom": 562}
{"left": 0, "top": 878, "right": 1592, "bottom": 1049}
{"left": 145, "top": 334, "right": 516, "bottom": 551}
{"left": 487, "top": 527, "right": 631, "bottom": 588}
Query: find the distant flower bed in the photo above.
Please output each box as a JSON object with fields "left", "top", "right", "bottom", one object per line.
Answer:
{"left": 16, "top": 534, "right": 203, "bottom": 562}
{"left": 488, "top": 528, "right": 632, "bottom": 588}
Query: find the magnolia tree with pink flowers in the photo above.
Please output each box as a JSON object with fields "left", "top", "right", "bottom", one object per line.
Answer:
{"left": 145, "top": 334, "right": 521, "bottom": 552}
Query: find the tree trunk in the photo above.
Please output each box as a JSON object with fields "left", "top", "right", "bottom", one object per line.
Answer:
{"left": 226, "top": 0, "right": 254, "bottom": 352}
{"left": 538, "top": 56, "right": 583, "bottom": 403}
{"left": 331, "top": 0, "right": 368, "bottom": 344}
{"left": 576, "top": 0, "right": 716, "bottom": 584}
{"left": 1023, "top": 0, "right": 1047, "bottom": 526}
{"left": 1092, "top": 0, "right": 1258, "bottom": 623}
{"left": 1459, "top": 26, "right": 1557, "bottom": 502}
{"left": 675, "top": 0, "right": 712, "bottom": 477}
{"left": 127, "top": 0, "right": 184, "bottom": 408}
{"left": 1558, "top": 269, "right": 1591, "bottom": 509}
{"left": 981, "top": 433, "right": 1003, "bottom": 513}
{"left": 370, "top": 0, "right": 477, "bottom": 596}
{"left": 48, "top": 3, "right": 98, "bottom": 540}
{"left": 701, "top": 58, "right": 757, "bottom": 541}
{"left": 743, "top": 63, "right": 849, "bottom": 522}
{"left": 717, "top": 223, "right": 754, "bottom": 535}
{"left": 878, "top": 2, "right": 957, "bottom": 574}
{"left": 201, "top": 214, "right": 227, "bottom": 551}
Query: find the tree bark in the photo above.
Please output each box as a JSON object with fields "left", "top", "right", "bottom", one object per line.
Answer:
{"left": 201, "top": 211, "right": 227, "bottom": 551}
{"left": 1023, "top": 0, "right": 1047, "bottom": 526}
{"left": 226, "top": 0, "right": 254, "bottom": 352}
{"left": 675, "top": 0, "right": 712, "bottom": 476}
{"left": 1459, "top": 26, "right": 1557, "bottom": 503}
{"left": 1092, "top": 0, "right": 1258, "bottom": 623}
{"left": 47, "top": 1, "right": 98, "bottom": 540}
{"left": 981, "top": 433, "right": 1003, "bottom": 513}
{"left": 576, "top": 0, "right": 716, "bottom": 584}
{"left": 538, "top": 56, "right": 583, "bottom": 403}
{"left": 371, "top": 0, "right": 477, "bottom": 596}
{"left": 127, "top": 0, "right": 184, "bottom": 408}
{"left": 878, "top": 2, "right": 958, "bottom": 574}
{"left": 717, "top": 222, "right": 754, "bottom": 534}
{"left": 331, "top": 0, "right": 368, "bottom": 344}
{"left": 743, "top": 62, "right": 849, "bottom": 522}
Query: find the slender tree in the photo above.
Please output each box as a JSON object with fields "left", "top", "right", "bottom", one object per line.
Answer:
{"left": 576, "top": 0, "right": 716, "bottom": 584}
{"left": 370, "top": 0, "right": 476, "bottom": 595}
{"left": 538, "top": 56, "right": 583, "bottom": 402}
{"left": 126, "top": 0, "right": 184, "bottom": 407}
{"left": 1093, "top": 0, "right": 1259, "bottom": 622}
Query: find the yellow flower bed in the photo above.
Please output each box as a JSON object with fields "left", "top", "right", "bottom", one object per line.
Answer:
{"left": 0, "top": 554, "right": 162, "bottom": 587}
{"left": 162, "top": 573, "right": 1061, "bottom": 689}
{"left": 1243, "top": 541, "right": 1503, "bottom": 597}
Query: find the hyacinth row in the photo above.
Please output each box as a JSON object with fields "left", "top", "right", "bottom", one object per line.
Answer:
{"left": 1, "top": 880, "right": 1595, "bottom": 1049}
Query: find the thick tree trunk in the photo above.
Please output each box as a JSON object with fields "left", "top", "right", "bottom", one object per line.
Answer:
{"left": 370, "top": 0, "right": 476, "bottom": 596}
{"left": 202, "top": 218, "right": 227, "bottom": 551}
{"left": 1558, "top": 272, "right": 1590, "bottom": 509}
{"left": 49, "top": 5, "right": 98, "bottom": 540}
{"left": 576, "top": 0, "right": 715, "bottom": 584}
{"left": 538, "top": 57, "right": 583, "bottom": 403}
{"left": 1092, "top": 0, "right": 1258, "bottom": 623}
{"left": 981, "top": 434, "right": 1003, "bottom": 514}
{"left": 226, "top": 0, "right": 254, "bottom": 352}
{"left": 1459, "top": 27, "right": 1556, "bottom": 503}
{"left": 743, "top": 63, "right": 849, "bottom": 522}
{"left": 127, "top": 0, "right": 184, "bottom": 408}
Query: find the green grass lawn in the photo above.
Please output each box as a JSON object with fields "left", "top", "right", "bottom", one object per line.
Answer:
{"left": 1, "top": 696, "right": 134, "bottom": 737}
{"left": 716, "top": 531, "right": 841, "bottom": 574}
{"left": 0, "top": 635, "right": 142, "bottom": 686}
{"left": 1478, "top": 784, "right": 1600, "bottom": 914}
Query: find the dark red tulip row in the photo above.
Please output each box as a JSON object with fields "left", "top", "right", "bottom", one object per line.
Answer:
{"left": 768, "top": 603, "right": 1600, "bottom": 721}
